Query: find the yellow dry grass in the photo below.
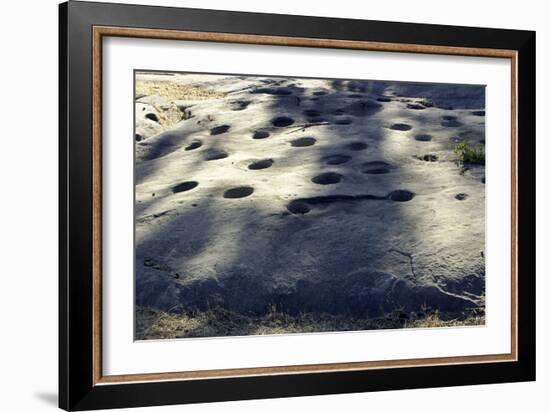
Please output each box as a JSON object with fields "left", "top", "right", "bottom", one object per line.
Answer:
{"left": 135, "top": 306, "right": 484, "bottom": 340}
{"left": 412, "top": 312, "right": 484, "bottom": 328}
{"left": 136, "top": 80, "right": 226, "bottom": 101}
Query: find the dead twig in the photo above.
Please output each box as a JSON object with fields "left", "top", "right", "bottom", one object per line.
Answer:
{"left": 285, "top": 121, "right": 331, "bottom": 134}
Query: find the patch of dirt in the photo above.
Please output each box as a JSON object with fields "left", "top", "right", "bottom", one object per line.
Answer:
{"left": 136, "top": 80, "right": 226, "bottom": 100}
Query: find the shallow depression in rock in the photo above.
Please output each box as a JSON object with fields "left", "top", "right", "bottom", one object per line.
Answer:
{"left": 290, "top": 137, "right": 316, "bottom": 147}
{"left": 185, "top": 140, "right": 202, "bottom": 151}
{"left": 223, "top": 186, "right": 254, "bottom": 199}
{"left": 210, "top": 125, "right": 231, "bottom": 135}
{"left": 415, "top": 134, "right": 433, "bottom": 142}
{"left": 145, "top": 113, "right": 159, "bottom": 122}
{"left": 441, "top": 116, "right": 462, "bottom": 127}
{"left": 172, "top": 181, "right": 198, "bottom": 193}
{"left": 253, "top": 87, "right": 293, "bottom": 96}
{"left": 252, "top": 130, "right": 270, "bottom": 139}
{"left": 287, "top": 200, "right": 311, "bottom": 215}
{"left": 347, "top": 142, "right": 368, "bottom": 151}
{"left": 421, "top": 154, "right": 438, "bottom": 162}
{"left": 311, "top": 172, "right": 342, "bottom": 185}
{"left": 248, "top": 159, "right": 274, "bottom": 170}
{"left": 230, "top": 100, "right": 251, "bottom": 111}
{"left": 323, "top": 154, "right": 352, "bottom": 165}
{"left": 362, "top": 161, "right": 392, "bottom": 174}
{"left": 390, "top": 123, "right": 412, "bottom": 131}
{"left": 272, "top": 116, "right": 294, "bottom": 127}
{"left": 204, "top": 150, "right": 228, "bottom": 161}
{"left": 388, "top": 190, "right": 415, "bottom": 202}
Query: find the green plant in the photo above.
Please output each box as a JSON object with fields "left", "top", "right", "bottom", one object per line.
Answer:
{"left": 454, "top": 142, "right": 485, "bottom": 164}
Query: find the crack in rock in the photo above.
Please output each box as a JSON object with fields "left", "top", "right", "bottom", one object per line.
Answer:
{"left": 389, "top": 248, "right": 417, "bottom": 278}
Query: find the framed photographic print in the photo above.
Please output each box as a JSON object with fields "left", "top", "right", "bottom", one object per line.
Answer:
{"left": 59, "top": 1, "right": 536, "bottom": 410}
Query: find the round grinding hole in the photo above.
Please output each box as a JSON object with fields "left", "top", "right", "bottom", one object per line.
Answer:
{"left": 303, "top": 109, "right": 321, "bottom": 117}
{"left": 204, "top": 150, "right": 228, "bottom": 161}
{"left": 172, "top": 181, "right": 198, "bottom": 193}
{"left": 252, "top": 87, "right": 292, "bottom": 96}
{"left": 210, "top": 125, "right": 231, "bottom": 135}
{"left": 252, "top": 130, "right": 270, "bottom": 139}
{"left": 455, "top": 193, "right": 469, "bottom": 201}
{"left": 347, "top": 142, "right": 368, "bottom": 151}
{"left": 223, "top": 186, "right": 254, "bottom": 199}
{"left": 377, "top": 96, "right": 392, "bottom": 102}
{"left": 185, "top": 140, "right": 202, "bottom": 151}
{"left": 442, "top": 120, "right": 463, "bottom": 127}
{"left": 311, "top": 172, "right": 342, "bottom": 185}
{"left": 362, "top": 161, "right": 391, "bottom": 174}
{"left": 135, "top": 134, "right": 143, "bottom": 142}
{"left": 323, "top": 154, "right": 352, "bottom": 165}
{"left": 415, "top": 134, "right": 433, "bottom": 142}
{"left": 313, "top": 91, "right": 327, "bottom": 96}
{"left": 231, "top": 100, "right": 251, "bottom": 111}
{"left": 248, "top": 159, "right": 274, "bottom": 170}
{"left": 472, "top": 110, "right": 486, "bottom": 116}
{"left": 272, "top": 116, "right": 294, "bottom": 127}
{"left": 422, "top": 154, "right": 438, "bottom": 162}
{"left": 388, "top": 190, "right": 415, "bottom": 202}
{"left": 287, "top": 200, "right": 310, "bottom": 215}
{"left": 441, "top": 116, "right": 462, "bottom": 127}
{"left": 290, "top": 137, "right": 316, "bottom": 147}
{"left": 145, "top": 113, "right": 159, "bottom": 122}
{"left": 390, "top": 123, "right": 412, "bottom": 131}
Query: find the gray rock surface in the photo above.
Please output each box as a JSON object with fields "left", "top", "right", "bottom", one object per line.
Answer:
{"left": 135, "top": 73, "right": 486, "bottom": 320}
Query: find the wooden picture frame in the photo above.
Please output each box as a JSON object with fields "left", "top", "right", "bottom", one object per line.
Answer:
{"left": 59, "top": 1, "right": 535, "bottom": 410}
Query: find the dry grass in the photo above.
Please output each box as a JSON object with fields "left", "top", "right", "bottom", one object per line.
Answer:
{"left": 136, "top": 306, "right": 484, "bottom": 340}
{"left": 136, "top": 80, "right": 226, "bottom": 101}
{"left": 412, "top": 312, "right": 484, "bottom": 328}
{"left": 134, "top": 79, "right": 226, "bottom": 134}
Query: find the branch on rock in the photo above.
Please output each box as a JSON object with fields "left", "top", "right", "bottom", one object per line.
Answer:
{"left": 285, "top": 121, "right": 331, "bottom": 134}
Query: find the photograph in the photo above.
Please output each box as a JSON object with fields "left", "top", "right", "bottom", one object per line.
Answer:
{"left": 53, "top": 1, "right": 536, "bottom": 410}
{"left": 134, "top": 71, "right": 487, "bottom": 340}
